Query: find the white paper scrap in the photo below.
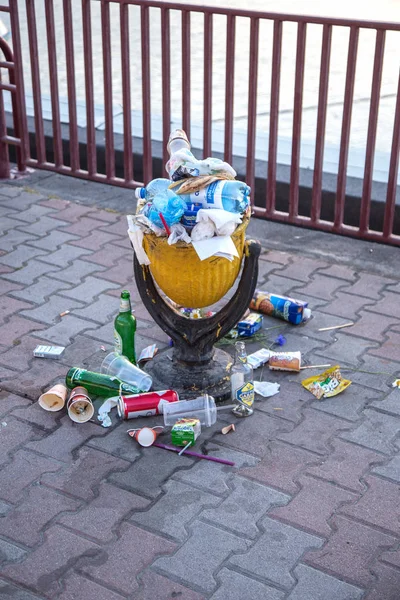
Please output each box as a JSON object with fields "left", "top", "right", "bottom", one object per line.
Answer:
{"left": 196, "top": 208, "right": 242, "bottom": 231}
{"left": 97, "top": 397, "right": 119, "bottom": 428}
{"left": 127, "top": 215, "right": 151, "bottom": 265}
{"left": 192, "top": 235, "right": 239, "bottom": 262}
{"left": 254, "top": 381, "right": 280, "bottom": 398}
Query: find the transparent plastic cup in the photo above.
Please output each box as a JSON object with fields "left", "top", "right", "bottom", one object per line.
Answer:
{"left": 163, "top": 394, "right": 217, "bottom": 428}
{"left": 101, "top": 352, "right": 152, "bottom": 392}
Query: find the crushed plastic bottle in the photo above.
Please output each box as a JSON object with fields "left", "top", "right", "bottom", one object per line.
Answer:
{"left": 135, "top": 178, "right": 171, "bottom": 201}
{"left": 179, "top": 180, "right": 250, "bottom": 214}
{"left": 142, "top": 189, "right": 187, "bottom": 230}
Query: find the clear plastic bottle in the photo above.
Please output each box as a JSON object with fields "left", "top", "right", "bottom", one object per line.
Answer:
{"left": 143, "top": 189, "right": 187, "bottom": 229}
{"left": 230, "top": 341, "right": 254, "bottom": 417}
{"left": 135, "top": 178, "right": 171, "bottom": 201}
{"left": 179, "top": 180, "right": 250, "bottom": 214}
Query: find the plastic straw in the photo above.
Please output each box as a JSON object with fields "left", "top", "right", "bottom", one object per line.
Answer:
{"left": 153, "top": 442, "right": 235, "bottom": 466}
{"left": 158, "top": 212, "right": 171, "bottom": 236}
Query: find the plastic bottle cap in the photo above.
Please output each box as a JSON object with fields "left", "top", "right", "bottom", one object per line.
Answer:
{"left": 135, "top": 188, "right": 144, "bottom": 199}
{"left": 302, "top": 308, "right": 312, "bottom": 321}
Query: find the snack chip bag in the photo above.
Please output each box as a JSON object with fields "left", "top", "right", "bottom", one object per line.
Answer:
{"left": 302, "top": 365, "right": 351, "bottom": 400}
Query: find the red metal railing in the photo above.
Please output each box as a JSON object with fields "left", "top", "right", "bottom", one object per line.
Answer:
{"left": 1, "top": 0, "right": 400, "bottom": 245}
{"left": 0, "top": 4, "right": 26, "bottom": 178}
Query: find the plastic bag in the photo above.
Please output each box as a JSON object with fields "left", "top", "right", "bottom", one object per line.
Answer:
{"left": 191, "top": 220, "right": 215, "bottom": 242}
{"left": 166, "top": 148, "right": 236, "bottom": 181}
{"left": 168, "top": 224, "right": 192, "bottom": 245}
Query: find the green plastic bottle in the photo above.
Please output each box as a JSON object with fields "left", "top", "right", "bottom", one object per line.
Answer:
{"left": 114, "top": 290, "right": 137, "bottom": 364}
{"left": 65, "top": 367, "right": 139, "bottom": 398}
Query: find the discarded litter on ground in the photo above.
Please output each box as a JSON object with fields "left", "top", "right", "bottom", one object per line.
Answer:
{"left": 221, "top": 424, "right": 236, "bottom": 435}
{"left": 250, "top": 291, "right": 311, "bottom": 324}
{"left": 302, "top": 365, "right": 352, "bottom": 399}
{"left": 254, "top": 381, "right": 280, "bottom": 397}
{"left": 33, "top": 345, "right": 65, "bottom": 359}
{"left": 128, "top": 426, "right": 164, "bottom": 447}
{"left": 269, "top": 351, "right": 301, "bottom": 372}
{"left": 318, "top": 322, "right": 354, "bottom": 332}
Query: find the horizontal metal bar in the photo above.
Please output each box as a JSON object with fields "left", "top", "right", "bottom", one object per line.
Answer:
{"left": 25, "top": 159, "right": 144, "bottom": 188}
{"left": 252, "top": 206, "right": 400, "bottom": 246}
{"left": 0, "top": 6, "right": 10, "bottom": 13}
{"left": 95, "top": 0, "right": 400, "bottom": 31}
{"left": 0, "top": 82, "right": 17, "bottom": 92}
{"left": 0, "top": 61, "right": 14, "bottom": 70}
{"left": 0, "top": 134, "right": 21, "bottom": 146}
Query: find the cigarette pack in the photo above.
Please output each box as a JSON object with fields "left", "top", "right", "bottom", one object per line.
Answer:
{"left": 33, "top": 345, "right": 65, "bottom": 359}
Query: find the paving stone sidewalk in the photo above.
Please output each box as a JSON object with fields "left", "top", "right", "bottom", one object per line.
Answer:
{"left": 0, "top": 176, "right": 399, "bottom": 600}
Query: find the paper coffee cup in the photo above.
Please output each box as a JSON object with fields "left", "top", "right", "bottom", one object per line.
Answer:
{"left": 38, "top": 384, "right": 68, "bottom": 412}
{"left": 67, "top": 387, "right": 94, "bottom": 423}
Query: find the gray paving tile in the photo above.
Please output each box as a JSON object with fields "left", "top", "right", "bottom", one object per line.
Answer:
{"left": 153, "top": 521, "right": 249, "bottom": 595}
{"left": 201, "top": 476, "right": 289, "bottom": 538}
{"left": 310, "top": 384, "right": 382, "bottom": 422}
{"left": 49, "top": 259, "right": 105, "bottom": 283}
{"left": 27, "top": 229, "right": 79, "bottom": 250}
{"left": 59, "top": 275, "right": 118, "bottom": 300}
{"left": 228, "top": 516, "right": 323, "bottom": 589}
{"left": 10, "top": 276, "right": 73, "bottom": 304}
{"left": 370, "top": 388, "right": 400, "bottom": 416}
{"left": 173, "top": 444, "right": 259, "bottom": 495}
{"left": 20, "top": 295, "right": 85, "bottom": 324}
{"left": 0, "top": 246, "right": 48, "bottom": 268}
{"left": 0, "top": 229, "right": 38, "bottom": 251}
{"left": 72, "top": 293, "right": 119, "bottom": 324}
{"left": 35, "top": 315, "right": 94, "bottom": 345}
{"left": 0, "top": 538, "right": 27, "bottom": 565}
{"left": 1, "top": 259, "right": 61, "bottom": 284}
{"left": 340, "top": 408, "right": 400, "bottom": 454}
{"left": 131, "top": 479, "right": 220, "bottom": 541}
{"left": 109, "top": 446, "right": 194, "bottom": 499}
{"left": 210, "top": 568, "right": 285, "bottom": 600}
{"left": 11, "top": 204, "right": 56, "bottom": 223}
{"left": 36, "top": 244, "right": 93, "bottom": 267}
{"left": 288, "top": 564, "right": 364, "bottom": 600}
{"left": 17, "top": 215, "right": 68, "bottom": 236}
{"left": 0, "top": 579, "right": 43, "bottom": 600}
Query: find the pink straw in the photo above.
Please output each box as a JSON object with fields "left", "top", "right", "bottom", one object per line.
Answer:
{"left": 158, "top": 212, "right": 171, "bottom": 236}
{"left": 153, "top": 442, "right": 235, "bottom": 466}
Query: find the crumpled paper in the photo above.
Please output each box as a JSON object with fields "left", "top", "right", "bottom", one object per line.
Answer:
{"left": 254, "top": 381, "right": 280, "bottom": 397}
{"left": 392, "top": 379, "right": 400, "bottom": 388}
{"left": 196, "top": 208, "right": 242, "bottom": 235}
{"left": 97, "top": 397, "right": 119, "bottom": 428}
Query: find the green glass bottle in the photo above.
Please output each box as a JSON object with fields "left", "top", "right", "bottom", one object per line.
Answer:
{"left": 114, "top": 290, "right": 137, "bottom": 364}
{"left": 66, "top": 367, "right": 139, "bottom": 398}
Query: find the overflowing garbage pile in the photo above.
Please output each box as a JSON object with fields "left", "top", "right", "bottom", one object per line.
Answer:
{"left": 128, "top": 129, "right": 251, "bottom": 264}
{"left": 32, "top": 130, "right": 366, "bottom": 465}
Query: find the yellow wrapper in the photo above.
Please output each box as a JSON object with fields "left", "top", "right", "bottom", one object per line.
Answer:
{"left": 302, "top": 365, "right": 351, "bottom": 400}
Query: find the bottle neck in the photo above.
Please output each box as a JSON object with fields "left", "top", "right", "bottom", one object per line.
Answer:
{"left": 235, "top": 341, "right": 247, "bottom": 363}
{"left": 119, "top": 297, "right": 131, "bottom": 313}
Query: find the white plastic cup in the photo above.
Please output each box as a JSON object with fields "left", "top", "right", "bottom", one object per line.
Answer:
{"left": 101, "top": 352, "right": 152, "bottom": 392}
{"left": 163, "top": 394, "right": 217, "bottom": 428}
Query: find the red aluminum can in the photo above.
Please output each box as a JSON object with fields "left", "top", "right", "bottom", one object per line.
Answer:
{"left": 117, "top": 390, "right": 179, "bottom": 420}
